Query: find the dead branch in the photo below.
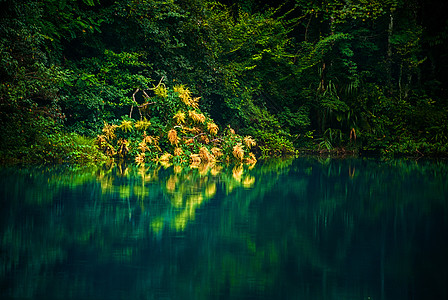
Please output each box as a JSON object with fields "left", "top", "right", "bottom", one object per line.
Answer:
{"left": 128, "top": 77, "right": 165, "bottom": 119}
{"left": 148, "top": 76, "right": 165, "bottom": 90}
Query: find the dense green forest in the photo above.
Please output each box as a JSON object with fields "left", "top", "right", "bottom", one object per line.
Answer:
{"left": 1, "top": 0, "right": 447, "bottom": 164}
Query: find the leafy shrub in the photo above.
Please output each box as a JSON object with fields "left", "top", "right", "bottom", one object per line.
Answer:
{"left": 95, "top": 84, "right": 258, "bottom": 166}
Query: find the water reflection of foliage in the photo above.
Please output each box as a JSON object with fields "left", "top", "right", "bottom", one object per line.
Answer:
{"left": 1, "top": 158, "right": 447, "bottom": 299}
{"left": 93, "top": 161, "right": 262, "bottom": 234}
{"left": 0, "top": 159, "right": 289, "bottom": 298}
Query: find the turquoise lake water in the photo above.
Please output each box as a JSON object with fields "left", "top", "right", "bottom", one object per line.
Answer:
{"left": 1, "top": 157, "right": 447, "bottom": 299}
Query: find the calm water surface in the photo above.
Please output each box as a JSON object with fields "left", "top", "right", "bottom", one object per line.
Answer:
{"left": 1, "top": 158, "right": 447, "bottom": 300}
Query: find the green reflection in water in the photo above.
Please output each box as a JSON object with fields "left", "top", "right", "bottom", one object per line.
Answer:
{"left": 1, "top": 158, "right": 447, "bottom": 300}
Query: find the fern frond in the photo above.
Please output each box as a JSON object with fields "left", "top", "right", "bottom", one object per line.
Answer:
{"left": 119, "top": 120, "right": 133, "bottom": 132}
{"left": 189, "top": 110, "right": 206, "bottom": 123}
{"left": 154, "top": 83, "right": 167, "bottom": 98}
{"left": 173, "top": 111, "right": 186, "bottom": 124}
{"left": 135, "top": 118, "right": 151, "bottom": 131}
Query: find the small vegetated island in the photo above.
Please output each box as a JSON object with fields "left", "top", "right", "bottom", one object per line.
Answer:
{"left": 1, "top": 0, "right": 447, "bottom": 165}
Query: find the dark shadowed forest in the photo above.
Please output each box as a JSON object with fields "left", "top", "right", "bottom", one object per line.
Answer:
{"left": 1, "top": 0, "right": 447, "bottom": 164}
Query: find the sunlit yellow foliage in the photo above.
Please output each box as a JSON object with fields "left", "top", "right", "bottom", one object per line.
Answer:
{"left": 185, "top": 138, "right": 194, "bottom": 145}
{"left": 247, "top": 161, "right": 257, "bottom": 170}
{"left": 119, "top": 120, "right": 133, "bottom": 132}
{"left": 245, "top": 152, "right": 257, "bottom": 164}
{"left": 190, "top": 154, "right": 201, "bottom": 168}
{"left": 242, "top": 176, "right": 255, "bottom": 188}
{"left": 173, "top": 84, "right": 184, "bottom": 94}
{"left": 96, "top": 134, "right": 107, "bottom": 147}
{"left": 199, "top": 147, "right": 214, "bottom": 162}
{"left": 173, "top": 111, "right": 186, "bottom": 124}
{"left": 154, "top": 83, "right": 167, "bottom": 98}
{"left": 174, "top": 84, "right": 190, "bottom": 104}
{"left": 190, "top": 153, "right": 201, "bottom": 163}
{"left": 191, "top": 97, "right": 200, "bottom": 109}
{"left": 117, "top": 139, "right": 130, "bottom": 157}
{"left": 243, "top": 136, "right": 256, "bottom": 149}
{"left": 135, "top": 152, "right": 145, "bottom": 165}
{"left": 211, "top": 147, "right": 223, "bottom": 158}
{"left": 102, "top": 122, "right": 118, "bottom": 140}
{"left": 159, "top": 160, "right": 172, "bottom": 168}
{"left": 189, "top": 110, "right": 206, "bottom": 123}
{"left": 143, "top": 134, "right": 162, "bottom": 152}
{"left": 184, "top": 127, "right": 201, "bottom": 134}
{"left": 168, "top": 129, "right": 179, "bottom": 146}
{"left": 211, "top": 164, "right": 223, "bottom": 176}
{"left": 106, "top": 144, "right": 117, "bottom": 157}
{"left": 199, "top": 135, "right": 210, "bottom": 144}
{"left": 159, "top": 152, "right": 172, "bottom": 162}
{"left": 143, "top": 134, "right": 156, "bottom": 145}
{"left": 232, "top": 144, "right": 244, "bottom": 160}
{"left": 138, "top": 141, "right": 149, "bottom": 153}
{"left": 134, "top": 118, "right": 151, "bottom": 131}
{"left": 96, "top": 135, "right": 117, "bottom": 157}
{"left": 174, "top": 85, "right": 199, "bottom": 108}
{"left": 173, "top": 147, "right": 183, "bottom": 156}
{"left": 207, "top": 122, "right": 219, "bottom": 135}
{"left": 198, "top": 161, "right": 213, "bottom": 175}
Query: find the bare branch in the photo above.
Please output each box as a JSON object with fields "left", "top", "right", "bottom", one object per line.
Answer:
{"left": 149, "top": 76, "right": 165, "bottom": 90}
{"left": 137, "top": 102, "right": 156, "bottom": 108}
{"left": 129, "top": 88, "right": 140, "bottom": 118}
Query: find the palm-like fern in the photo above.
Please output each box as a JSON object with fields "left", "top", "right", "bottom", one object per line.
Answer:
{"left": 119, "top": 120, "right": 133, "bottom": 132}
{"left": 135, "top": 118, "right": 151, "bottom": 131}
{"left": 173, "top": 111, "right": 186, "bottom": 124}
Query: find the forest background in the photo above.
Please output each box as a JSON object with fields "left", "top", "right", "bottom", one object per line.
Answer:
{"left": 1, "top": 0, "right": 447, "bottom": 164}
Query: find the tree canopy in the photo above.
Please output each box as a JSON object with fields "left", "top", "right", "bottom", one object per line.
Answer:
{"left": 1, "top": 0, "right": 447, "bottom": 164}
